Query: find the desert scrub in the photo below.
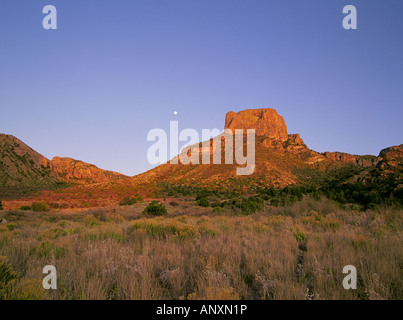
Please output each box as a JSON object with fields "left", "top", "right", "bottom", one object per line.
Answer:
{"left": 302, "top": 210, "right": 343, "bottom": 231}
{"left": 197, "top": 198, "right": 209, "bottom": 207}
{"left": 31, "top": 202, "right": 50, "bottom": 212}
{"left": 5, "top": 279, "right": 47, "bottom": 300}
{"left": 36, "top": 228, "right": 66, "bottom": 241}
{"left": 0, "top": 256, "right": 19, "bottom": 299}
{"left": 143, "top": 201, "right": 167, "bottom": 216}
{"left": 6, "top": 223, "right": 18, "bottom": 231}
{"left": 132, "top": 218, "right": 199, "bottom": 241}
{"left": 29, "top": 241, "right": 67, "bottom": 259}
{"left": 182, "top": 287, "right": 240, "bottom": 300}
{"left": 119, "top": 197, "right": 137, "bottom": 206}
{"left": 18, "top": 206, "right": 31, "bottom": 211}
{"left": 83, "top": 215, "right": 101, "bottom": 228}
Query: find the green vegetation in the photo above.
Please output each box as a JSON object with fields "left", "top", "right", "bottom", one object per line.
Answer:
{"left": 0, "top": 257, "right": 19, "bottom": 299}
{"left": 18, "top": 206, "right": 31, "bottom": 211}
{"left": 119, "top": 197, "right": 137, "bottom": 206}
{"left": 240, "top": 196, "right": 264, "bottom": 215}
{"left": 143, "top": 201, "right": 168, "bottom": 216}
{"left": 197, "top": 198, "right": 209, "bottom": 207}
{"left": 31, "top": 202, "right": 50, "bottom": 212}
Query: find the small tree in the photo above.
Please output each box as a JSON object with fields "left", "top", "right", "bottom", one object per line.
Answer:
{"left": 198, "top": 198, "right": 209, "bottom": 207}
{"left": 143, "top": 201, "right": 167, "bottom": 216}
{"left": 119, "top": 197, "right": 137, "bottom": 206}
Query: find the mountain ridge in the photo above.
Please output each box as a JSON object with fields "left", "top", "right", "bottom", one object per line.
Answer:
{"left": 0, "top": 108, "right": 401, "bottom": 208}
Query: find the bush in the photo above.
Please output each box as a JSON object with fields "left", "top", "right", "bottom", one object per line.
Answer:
{"left": 6, "top": 223, "right": 17, "bottom": 231}
{"left": 119, "top": 197, "right": 137, "bottom": 206}
{"left": 198, "top": 198, "right": 210, "bottom": 207}
{"left": 143, "top": 201, "right": 167, "bottom": 216}
{"left": 31, "top": 202, "right": 49, "bottom": 212}
{"left": 0, "top": 257, "right": 19, "bottom": 299}
{"left": 241, "top": 196, "right": 264, "bottom": 215}
{"left": 19, "top": 206, "right": 32, "bottom": 211}
{"left": 169, "top": 201, "right": 179, "bottom": 206}
{"left": 0, "top": 200, "right": 3, "bottom": 210}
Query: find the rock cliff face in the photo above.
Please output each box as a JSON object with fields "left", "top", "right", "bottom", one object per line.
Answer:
{"left": 225, "top": 108, "right": 289, "bottom": 141}
{"left": 49, "top": 157, "right": 127, "bottom": 184}
{"left": 323, "top": 152, "right": 379, "bottom": 168}
{"left": 376, "top": 145, "right": 403, "bottom": 176}
{"left": 287, "top": 133, "right": 305, "bottom": 145}
{"left": 224, "top": 108, "right": 380, "bottom": 168}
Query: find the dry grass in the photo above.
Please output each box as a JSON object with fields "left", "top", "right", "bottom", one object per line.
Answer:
{"left": 0, "top": 197, "right": 401, "bottom": 300}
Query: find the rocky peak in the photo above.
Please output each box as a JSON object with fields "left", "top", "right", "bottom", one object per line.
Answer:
{"left": 224, "top": 108, "right": 289, "bottom": 141}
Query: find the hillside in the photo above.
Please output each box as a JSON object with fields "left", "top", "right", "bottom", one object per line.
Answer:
{"left": 1, "top": 108, "right": 401, "bottom": 209}
{"left": 0, "top": 134, "right": 127, "bottom": 198}
{"left": 0, "top": 134, "right": 59, "bottom": 196}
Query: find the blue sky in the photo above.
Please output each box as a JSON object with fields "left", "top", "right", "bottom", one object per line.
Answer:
{"left": 0, "top": 0, "right": 402, "bottom": 175}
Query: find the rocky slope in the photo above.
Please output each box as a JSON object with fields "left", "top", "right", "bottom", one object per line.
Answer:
{"left": 0, "top": 134, "right": 56, "bottom": 189}
{"left": 0, "top": 134, "right": 127, "bottom": 197}
{"left": 374, "top": 144, "right": 403, "bottom": 179}
{"left": 49, "top": 157, "right": 127, "bottom": 184}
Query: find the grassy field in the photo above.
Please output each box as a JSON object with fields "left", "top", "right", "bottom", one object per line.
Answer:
{"left": 0, "top": 196, "right": 401, "bottom": 300}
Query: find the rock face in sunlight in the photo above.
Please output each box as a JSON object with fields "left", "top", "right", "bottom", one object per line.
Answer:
{"left": 49, "top": 157, "right": 128, "bottom": 184}
{"left": 0, "top": 134, "right": 127, "bottom": 196}
{"left": 225, "top": 108, "right": 289, "bottom": 141}
{"left": 323, "top": 152, "right": 378, "bottom": 168}
{"left": 376, "top": 144, "right": 403, "bottom": 177}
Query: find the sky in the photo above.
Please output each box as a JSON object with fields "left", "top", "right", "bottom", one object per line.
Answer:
{"left": 0, "top": 0, "right": 402, "bottom": 176}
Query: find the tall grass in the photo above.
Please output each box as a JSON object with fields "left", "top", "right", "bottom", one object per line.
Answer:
{"left": 0, "top": 197, "right": 401, "bottom": 300}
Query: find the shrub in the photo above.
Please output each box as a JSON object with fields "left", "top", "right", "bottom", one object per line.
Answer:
{"left": 0, "top": 257, "right": 19, "bottom": 299}
{"left": 241, "top": 196, "right": 264, "bottom": 214}
{"left": 198, "top": 198, "right": 210, "bottom": 207}
{"left": 5, "top": 279, "right": 47, "bottom": 300}
{"left": 0, "top": 200, "right": 3, "bottom": 210}
{"left": 211, "top": 202, "right": 221, "bottom": 208}
{"left": 84, "top": 216, "right": 101, "bottom": 228}
{"left": 6, "top": 223, "right": 17, "bottom": 231}
{"left": 294, "top": 230, "right": 307, "bottom": 242}
{"left": 19, "top": 206, "right": 32, "bottom": 211}
{"left": 169, "top": 201, "right": 179, "bottom": 206}
{"left": 32, "top": 202, "right": 49, "bottom": 212}
{"left": 212, "top": 206, "right": 226, "bottom": 213}
{"left": 143, "top": 201, "right": 167, "bottom": 216}
{"left": 119, "top": 197, "right": 137, "bottom": 206}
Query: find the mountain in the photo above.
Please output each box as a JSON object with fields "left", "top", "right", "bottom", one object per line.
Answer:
{"left": 136, "top": 108, "right": 382, "bottom": 189}
{"left": 1, "top": 108, "right": 401, "bottom": 208}
{"left": 0, "top": 134, "right": 127, "bottom": 198}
